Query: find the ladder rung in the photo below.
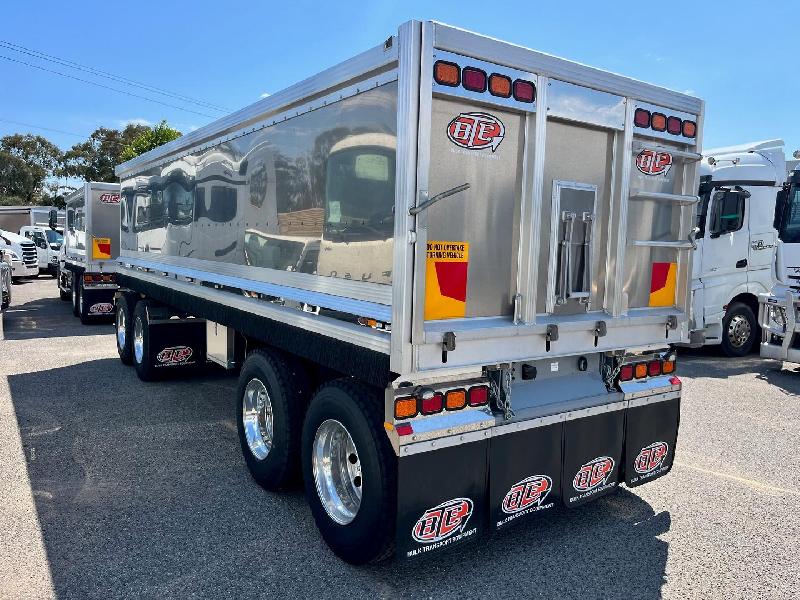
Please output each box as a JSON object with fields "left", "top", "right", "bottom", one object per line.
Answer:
{"left": 629, "top": 190, "right": 699, "bottom": 205}
{"left": 632, "top": 142, "right": 702, "bottom": 162}
{"left": 631, "top": 240, "right": 693, "bottom": 249}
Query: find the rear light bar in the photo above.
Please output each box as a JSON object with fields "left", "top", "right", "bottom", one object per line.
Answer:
{"left": 634, "top": 107, "right": 696, "bottom": 139}
{"left": 393, "top": 384, "right": 490, "bottom": 420}
{"left": 617, "top": 356, "right": 677, "bottom": 383}
{"left": 433, "top": 60, "right": 535, "bottom": 104}
{"left": 83, "top": 273, "right": 115, "bottom": 284}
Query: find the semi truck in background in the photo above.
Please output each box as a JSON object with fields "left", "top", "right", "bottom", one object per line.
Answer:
{"left": 0, "top": 205, "right": 65, "bottom": 275}
{"left": 20, "top": 225, "right": 63, "bottom": 275}
{"left": 57, "top": 182, "right": 121, "bottom": 323}
{"left": 112, "top": 21, "right": 702, "bottom": 563}
{"left": 759, "top": 162, "right": 800, "bottom": 363}
{"left": 689, "top": 140, "right": 786, "bottom": 356}
{"left": 0, "top": 249, "right": 11, "bottom": 310}
{"left": 0, "top": 228, "right": 39, "bottom": 279}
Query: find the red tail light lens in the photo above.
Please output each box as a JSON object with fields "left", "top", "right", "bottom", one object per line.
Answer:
{"left": 468, "top": 385, "right": 489, "bottom": 406}
{"left": 651, "top": 113, "right": 667, "bottom": 132}
{"left": 666, "top": 116, "right": 682, "bottom": 136}
{"left": 421, "top": 392, "right": 444, "bottom": 415}
{"left": 488, "top": 73, "right": 512, "bottom": 98}
{"left": 619, "top": 364, "right": 634, "bottom": 382}
{"left": 512, "top": 79, "right": 536, "bottom": 103}
{"left": 682, "top": 120, "right": 697, "bottom": 138}
{"left": 634, "top": 108, "right": 651, "bottom": 128}
{"left": 648, "top": 360, "right": 662, "bottom": 377}
{"left": 462, "top": 67, "right": 487, "bottom": 92}
{"left": 433, "top": 61, "right": 460, "bottom": 87}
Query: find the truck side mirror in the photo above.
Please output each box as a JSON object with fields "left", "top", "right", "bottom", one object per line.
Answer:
{"left": 49, "top": 209, "right": 58, "bottom": 230}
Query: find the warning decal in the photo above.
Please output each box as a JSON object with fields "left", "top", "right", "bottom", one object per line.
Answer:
{"left": 649, "top": 262, "right": 677, "bottom": 307}
{"left": 93, "top": 237, "right": 112, "bottom": 260}
{"left": 425, "top": 241, "right": 469, "bottom": 320}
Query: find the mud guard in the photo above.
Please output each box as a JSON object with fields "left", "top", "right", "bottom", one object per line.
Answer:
{"left": 396, "top": 439, "right": 489, "bottom": 559}
{"left": 81, "top": 287, "right": 116, "bottom": 317}
{"left": 148, "top": 319, "right": 207, "bottom": 371}
{"left": 623, "top": 397, "right": 680, "bottom": 487}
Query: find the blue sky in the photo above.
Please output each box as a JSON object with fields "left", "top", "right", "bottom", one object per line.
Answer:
{"left": 1, "top": 0, "right": 798, "bottom": 155}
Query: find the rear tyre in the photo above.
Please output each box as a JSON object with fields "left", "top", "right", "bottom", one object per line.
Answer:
{"left": 116, "top": 295, "right": 135, "bottom": 365}
{"left": 302, "top": 380, "right": 396, "bottom": 565}
{"left": 132, "top": 300, "right": 158, "bottom": 381}
{"left": 721, "top": 302, "right": 757, "bottom": 357}
{"left": 237, "top": 349, "right": 310, "bottom": 491}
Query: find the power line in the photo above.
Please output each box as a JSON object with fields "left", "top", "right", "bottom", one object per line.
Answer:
{"left": 0, "top": 118, "right": 86, "bottom": 138}
{"left": 0, "top": 54, "right": 217, "bottom": 119}
{"left": 0, "top": 40, "right": 230, "bottom": 113}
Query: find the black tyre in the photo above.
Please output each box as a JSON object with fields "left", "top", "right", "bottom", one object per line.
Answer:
{"left": 237, "top": 349, "right": 310, "bottom": 491}
{"left": 59, "top": 286, "right": 70, "bottom": 301}
{"left": 132, "top": 300, "right": 158, "bottom": 381}
{"left": 721, "top": 302, "right": 757, "bottom": 357}
{"left": 116, "top": 294, "right": 135, "bottom": 365}
{"left": 71, "top": 276, "right": 80, "bottom": 317}
{"left": 302, "top": 379, "right": 396, "bottom": 564}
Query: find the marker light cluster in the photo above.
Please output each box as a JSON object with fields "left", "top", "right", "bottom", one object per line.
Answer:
{"left": 434, "top": 60, "right": 535, "bottom": 103}
{"left": 83, "top": 273, "right": 115, "bottom": 284}
{"left": 618, "top": 357, "right": 676, "bottom": 382}
{"left": 394, "top": 385, "right": 490, "bottom": 420}
{"left": 634, "top": 108, "right": 696, "bottom": 138}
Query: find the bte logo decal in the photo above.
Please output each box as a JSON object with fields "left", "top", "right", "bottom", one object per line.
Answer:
{"left": 636, "top": 149, "right": 672, "bottom": 176}
{"left": 447, "top": 112, "right": 505, "bottom": 152}
{"left": 412, "top": 497, "right": 473, "bottom": 544}
{"left": 573, "top": 456, "right": 615, "bottom": 492}
{"left": 501, "top": 475, "right": 552, "bottom": 514}
{"left": 634, "top": 441, "right": 669, "bottom": 474}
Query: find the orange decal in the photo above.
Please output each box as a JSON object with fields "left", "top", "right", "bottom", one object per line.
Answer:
{"left": 649, "top": 262, "right": 677, "bottom": 307}
{"left": 425, "top": 241, "right": 469, "bottom": 320}
{"left": 92, "top": 237, "right": 112, "bottom": 260}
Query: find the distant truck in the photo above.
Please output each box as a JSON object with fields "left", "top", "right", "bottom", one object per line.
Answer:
{"left": 0, "top": 228, "right": 39, "bottom": 279}
{"left": 0, "top": 249, "right": 11, "bottom": 310}
{"left": 112, "top": 21, "right": 702, "bottom": 563}
{"left": 689, "top": 140, "right": 786, "bottom": 355}
{"left": 57, "top": 182, "right": 121, "bottom": 323}
{"left": 19, "top": 225, "right": 63, "bottom": 275}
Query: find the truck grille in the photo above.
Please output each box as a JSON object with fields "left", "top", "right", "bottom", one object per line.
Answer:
{"left": 20, "top": 242, "right": 37, "bottom": 268}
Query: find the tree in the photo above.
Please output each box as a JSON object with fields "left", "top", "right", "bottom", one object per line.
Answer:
{"left": 0, "top": 151, "right": 35, "bottom": 205}
{"left": 120, "top": 120, "right": 181, "bottom": 162}
{"left": 0, "top": 134, "right": 62, "bottom": 203}
{"left": 62, "top": 124, "right": 149, "bottom": 183}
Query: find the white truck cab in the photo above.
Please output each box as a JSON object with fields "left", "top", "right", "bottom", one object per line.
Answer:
{"left": 19, "top": 225, "right": 63, "bottom": 275}
{"left": 0, "top": 228, "right": 39, "bottom": 279}
{"left": 690, "top": 140, "right": 785, "bottom": 355}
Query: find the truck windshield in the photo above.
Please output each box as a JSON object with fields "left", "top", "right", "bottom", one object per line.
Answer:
{"left": 778, "top": 186, "right": 800, "bottom": 243}
{"left": 45, "top": 230, "right": 63, "bottom": 245}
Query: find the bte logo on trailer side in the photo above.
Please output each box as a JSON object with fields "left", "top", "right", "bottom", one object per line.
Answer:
{"left": 99, "top": 193, "right": 121, "bottom": 204}
{"left": 635, "top": 149, "right": 673, "bottom": 176}
{"left": 156, "top": 346, "right": 194, "bottom": 366}
{"left": 88, "top": 302, "right": 113, "bottom": 315}
{"left": 447, "top": 112, "right": 505, "bottom": 152}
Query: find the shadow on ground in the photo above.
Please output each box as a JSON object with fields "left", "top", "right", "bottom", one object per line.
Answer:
{"left": 9, "top": 355, "right": 671, "bottom": 599}
{"left": 2, "top": 291, "right": 112, "bottom": 341}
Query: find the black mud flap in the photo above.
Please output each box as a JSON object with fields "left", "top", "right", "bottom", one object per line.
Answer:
{"left": 148, "top": 319, "right": 206, "bottom": 371}
{"left": 397, "top": 439, "right": 488, "bottom": 559}
{"left": 624, "top": 397, "right": 680, "bottom": 487}
{"left": 82, "top": 287, "right": 116, "bottom": 317}
{"left": 489, "top": 422, "right": 562, "bottom": 531}
{"left": 562, "top": 409, "right": 624, "bottom": 507}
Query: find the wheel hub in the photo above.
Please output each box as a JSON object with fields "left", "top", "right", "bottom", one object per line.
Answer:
{"left": 728, "top": 314, "right": 752, "bottom": 348}
{"left": 312, "top": 419, "right": 362, "bottom": 525}
{"left": 242, "top": 378, "right": 274, "bottom": 460}
{"left": 133, "top": 316, "right": 144, "bottom": 364}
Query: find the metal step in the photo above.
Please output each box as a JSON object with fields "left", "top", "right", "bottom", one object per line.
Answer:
{"left": 630, "top": 240, "right": 693, "bottom": 250}
{"left": 629, "top": 190, "right": 699, "bottom": 205}
{"left": 632, "top": 141, "right": 702, "bottom": 162}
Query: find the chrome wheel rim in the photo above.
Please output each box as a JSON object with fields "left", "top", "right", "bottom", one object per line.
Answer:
{"left": 78, "top": 286, "right": 84, "bottom": 314}
{"left": 728, "top": 314, "right": 752, "bottom": 348}
{"left": 242, "top": 378, "right": 273, "bottom": 460}
{"left": 312, "top": 419, "right": 362, "bottom": 525}
{"left": 116, "top": 306, "right": 126, "bottom": 350}
{"left": 133, "top": 316, "right": 144, "bottom": 364}
{"left": 72, "top": 283, "right": 77, "bottom": 308}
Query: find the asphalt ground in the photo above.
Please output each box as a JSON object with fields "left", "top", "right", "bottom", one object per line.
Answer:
{"left": 1, "top": 277, "right": 798, "bottom": 599}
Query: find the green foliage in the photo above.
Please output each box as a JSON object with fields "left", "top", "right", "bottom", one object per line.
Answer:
{"left": 62, "top": 124, "right": 149, "bottom": 183}
{"left": 0, "top": 134, "right": 62, "bottom": 203}
{"left": 120, "top": 120, "right": 181, "bottom": 162}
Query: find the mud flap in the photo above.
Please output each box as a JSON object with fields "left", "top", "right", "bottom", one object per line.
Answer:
{"left": 148, "top": 319, "right": 206, "bottom": 371}
{"left": 624, "top": 397, "right": 680, "bottom": 487}
{"left": 82, "top": 287, "right": 116, "bottom": 317}
{"left": 562, "top": 409, "right": 624, "bottom": 506}
{"left": 397, "top": 439, "right": 488, "bottom": 559}
{"left": 489, "top": 422, "right": 562, "bottom": 530}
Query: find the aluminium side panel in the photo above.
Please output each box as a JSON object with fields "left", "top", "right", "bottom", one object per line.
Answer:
{"left": 85, "top": 182, "right": 121, "bottom": 271}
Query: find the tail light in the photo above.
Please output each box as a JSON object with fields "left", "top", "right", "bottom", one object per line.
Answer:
{"left": 634, "top": 363, "right": 648, "bottom": 379}
{"left": 445, "top": 389, "right": 467, "bottom": 411}
{"left": 617, "top": 356, "right": 677, "bottom": 385}
{"left": 662, "top": 359, "right": 675, "bottom": 374}
{"left": 619, "top": 364, "right": 634, "bottom": 382}
{"left": 650, "top": 113, "right": 667, "bottom": 132}
{"left": 394, "top": 396, "right": 417, "bottom": 420}
{"left": 462, "top": 67, "right": 487, "bottom": 92}
{"left": 633, "top": 106, "right": 697, "bottom": 139}
{"left": 421, "top": 393, "right": 443, "bottom": 415}
{"left": 512, "top": 79, "right": 536, "bottom": 103}
{"left": 433, "top": 60, "right": 460, "bottom": 87}
{"left": 489, "top": 73, "right": 511, "bottom": 98}
{"left": 666, "top": 116, "right": 682, "bottom": 136}
{"left": 682, "top": 120, "right": 697, "bottom": 138}
{"left": 634, "top": 108, "right": 651, "bottom": 128}
{"left": 468, "top": 385, "right": 489, "bottom": 406}
{"left": 648, "top": 360, "right": 662, "bottom": 377}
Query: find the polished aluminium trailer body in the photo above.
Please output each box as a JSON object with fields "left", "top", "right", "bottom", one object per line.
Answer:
{"left": 59, "top": 182, "right": 121, "bottom": 322}
{"left": 689, "top": 140, "right": 785, "bottom": 355}
{"left": 114, "top": 21, "right": 703, "bottom": 563}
